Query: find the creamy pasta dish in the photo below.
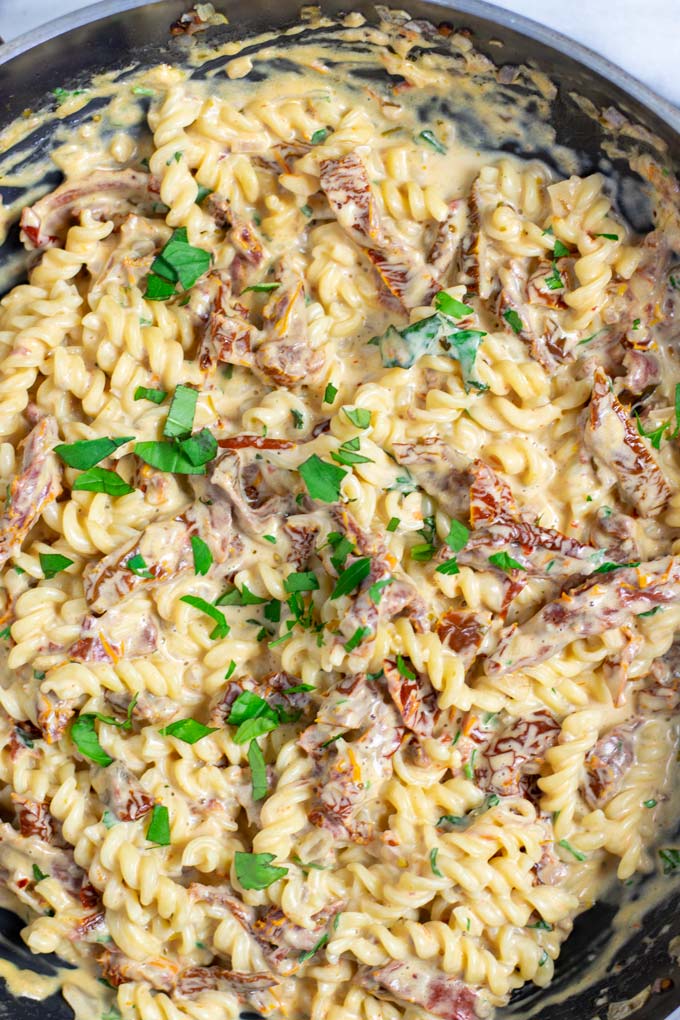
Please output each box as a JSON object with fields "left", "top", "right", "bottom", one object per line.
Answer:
{"left": 0, "top": 7, "right": 679, "bottom": 1020}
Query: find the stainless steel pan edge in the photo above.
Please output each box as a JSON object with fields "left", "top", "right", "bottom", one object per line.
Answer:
{"left": 0, "top": 4, "right": 678, "bottom": 1020}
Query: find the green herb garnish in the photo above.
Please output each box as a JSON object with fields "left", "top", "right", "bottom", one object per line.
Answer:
{"left": 39, "top": 553, "right": 73, "bottom": 579}
{"left": 234, "top": 851, "right": 288, "bottom": 890}
{"left": 159, "top": 719, "right": 218, "bottom": 744}
{"left": 147, "top": 804, "right": 170, "bottom": 845}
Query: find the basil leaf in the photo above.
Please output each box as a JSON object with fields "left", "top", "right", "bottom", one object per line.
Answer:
{"left": 429, "top": 847, "right": 443, "bottom": 876}
{"left": 544, "top": 263, "right": 564, "bottom": 290}
{"left": 592, "top": 560, "right": 640, "bottom": 574}
{"left": 159, "top": 719, "right": 218, "bottom": 744}
{"left": 234, "top": 716, "right": 278, "bottom": 744}
{"left": 299, "top": 454, "right": 347, "bottom": 502}
{"left": 228, "top": 691, "right": 272, "bottom": 726}
{"left": 323, "top": 382, "right": 338, "bottom": 404}
{"left": 328, "top": 534, "right": 354, "bottom": 571}
{"left": 180, "top": 595, "right": 229, "bottom": 638}
{"left": 344, "top": 626, "right": 371, "bottom": 651}
{"left": 396, "top": 654, "right": 415, "bottom": 680}
{"left": 134, "top": 441, "right": 206, "bottom": 475}
{"left": 234, "top": 851, "right": 288, "bottom": 890}
{"left": 39, "top": 552, "right": 73, "bottom": 578}
{"left": 488, "top": 551, "right": 525, "bottom": 572}
{"left": 72, "top": 467, "right": 135, "bottom": 496}
{"left": 146, "top": 804, "right": 170, "bottom": 845}
{"left": 331, "top": 438, "right": 374, "bottom": 467}
{"left": 374, "top": 312, "right": 487, "bottom": 390}
{"left": 558, "top": 838, "right": 586, "bottom": 862}
{"left": 343, "top": 407, "right": 371, "bottom": 429}
{"left": 240, "top": 584, "right": 268, "bottom": 605}
{"left": 134, "top": 386, "right": 167, "bottom": 404}
{"left": 71, "top": 715, "right": 113, "bottom": 767}
{"left": 502, "top": 309, "right": 523, "bottom": 334}
{"left": 434, "top": 292, "right": 473, "bottom": 318}
{"left": 176, "top": 428, "right": 217, "bottom": 467}
{"left": 418, "top": 129, "right": 446, "bottom": 154}
{"left": 368, "top": 577, "right": 393, "bottom": 604}
{"left": 446, "top": 520, "right": 469, "bottom": 552}
{"left": 127, "top": 554, "right": 153, "bottom": 578}
{"left": 144, "top": 274, "right": 177, "bottom": 301}
{"left": 284, "top": 571, "right": 319, "bottom": 593}
{"left": 435, "top": 558, "right": 460, "bottom": 576}
{"left": 150, "top": 227, "right": 211, "bottom": 290}
{"left": 55, "top": 436, "right": 134, "bottom": 470}
{"left": 191, "top": 535, "right": 212, "bottom": 575}
{"left": 164, "top": 385, "right": 198, "bottom": 439}
{"left": 299, "top": 931, "right": 329, "bottom": 962}
{"left": 331, "top": 557, "right": 371, "bottom": 599}
{"left": 241, "top": 282, "right": 280, "bottom": 294}
{"left": 248, "top": 740, "right": 268, "bottom": 801}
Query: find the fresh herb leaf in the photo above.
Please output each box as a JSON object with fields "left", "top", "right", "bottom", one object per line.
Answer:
{"left": 387, "top": 516, "right": 400, "bottom": 532}
{"left": 374, "top": 312, "right": 487, "bottom": 391}
{"left": 528, "top": 919, "right": 552, "bottom": 931}
{"left": 369, "top": 577, "right": 393, "bottom": 604}
{"left": 53, "top": 87, "right": 88, "bottom": 105}
{"left": 39, "top": 552, "right": 73, "bottom": 578}
{"left": 134, "top": 441, "right": 206, "bottom": 475}
{"left": 434, "top": 292, "right": 473, "bottom": 318}
{"left": 395, "top": 654, "right": 415, "bottom": 680}
{"left": 160, "top": 718, "right": 218, "bottom": 744}
{"left": 248, "top": 739, "right": 268, "bottom": 800}
{"left": 72, "top": 467, "right": 135, "bottom": 496}
{"left": 299, "top": 932, "right": 329, "bottom": 962}
{"left": 234, "top": 851, "right": 288, "bottom": 890}
{"left": 502, "top": 308, "right": 523, "bottom": 334}
{"left": 644, "top": 799, "right": 657, "bottom": 809}
{"left": 33, "top": 864, "right": 47, "bottom": 882}
{"left": 126, "top": 553, "right": 153, "bottom": 578}
{"left": 299, "top": 454, "right": 347, "bottom": 502}
{"left": 191, "top": 535, "right": 212, "bottom": 576}
{"left": 638, "top": 606, "right": 662, "bottom": 618}
{"left": 70, "top": 716, "right": 113, "bottom": 767}
{"left": 418, "top": 129, "right": 446, "bottom": 154}
{"left": 240, "top": 584, "right": 268, "bottom": 605}
{"left": 632, "top": 318, "right": 641, "bottom": 330}
{"left": 552, "top": 239, "right": 570, "bottom": 258}
{"left": 344, "top": 626, "right": 371, "bottom": 652}
{"left": 559, "top": 838, "right": 586, "bottom": 862}
{"left": 300, "top": 204, "right": 313, "bottom": 217}
{"left": 331, "top": 557, "right": 371, "bottom": 599}
{"left": 163, "top": 385, "right": 198, "bottom": 439}
{"left": 180, "top": 595, "right": 229, "bottom": 639}
{"left": 56, "top": 436, "right": 134, "bottom": 470}
{"left": 323, "top": 382, "right": 338, "bottom": 404}
{"left": 147, "top": 804, "right": 170, "bottom": 845}
{"left": 146, "top": 227, "right": 211, "bottom": 297}
{"left": 429, "top": 847, "right": 443, "bottom": 876}
{"left": 329, "top": 534, "right": 354, "bottom": 571}
{"left": 592, "top": 560, "right": 640, "bottom": 574}
{"left": 331, "top": 439, "right": 374, "bottom": 466}
{"left": 291, "top": 409, "right": 304, "bottom": 430}
{"left": 635, "top": 412, "right": 670, "bottom": 450}
{"left": 224, "top": 660, "right": 237, "bottom": 681}
{"left": 343, "top": 407, "right": 371, "bottom": 429}
{"left": 178, "top": 429, "right": 217, "bottom": 467}
{"left": 144, "top": 274, "right": 178, "bottom": 301}
{"left": 446, "top": 520, "right": 469, "bottom": 552}
{"left": 102, "top": 810, "right": 116, "bottom": 829}
{"left": 595, "top": 232, "right": 619, "bottom": 240}
{"left": 544, "top": 263, "right": 564, "bottom": 290}
{"left": 411, "top": 542, "right": 434, "bottom": 561}
{"left": 195, "top": 185, "right": 212, "bottom": 204}
{"left": 488, "top": 552, "right": 525, "bottom": 571}
{"left": 134, "top": 386, "right": 167, "bottom": 404}
{"left": 660, "top": 848, "right": 680, "bottom": 874}
{"left": 241, "top": 282, "right": 280, "bottom": 294}
{"left": 284, "top": 571, "right": 319, "bottom": 593}
{"left": 311, "top": 127, "right": 329, "bottom": 144}
{"left": 435, "top": 558, "right": 460, "bottom": 576}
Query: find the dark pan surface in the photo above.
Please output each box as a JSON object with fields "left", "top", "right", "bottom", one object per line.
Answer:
{"left": 0, "top": 3, "right": 679, "bottom": 1020}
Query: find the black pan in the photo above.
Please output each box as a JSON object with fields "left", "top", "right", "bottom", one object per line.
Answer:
{"left": 0, "top": 3, "right": 678, "bottom": 1020}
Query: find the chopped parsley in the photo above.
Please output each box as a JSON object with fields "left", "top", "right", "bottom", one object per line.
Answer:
{"left": 502, "top": 308, "right": 523, "bottom": 334}
{"left": 435, "top": 558, "right": 460, "bottom": 576}
{"left": 434, "top": 292, "right": 473, "bottom": 319}
{"left": 126, "top": 554, "right": 153, "bottom": 578}
{"left": 659, "top": 848, "right": 680, "bottom": 874}
{"left": 284, "top": 571, "right": 319, "bottom": 593}
{"left": 331, "top": 557, "right": 371, "bottom": 599}
{"left": 488, "top": 551, "right": 525, "bottom": 572}
{"left": 418, "top": 129, "right": 446, "bottom": 154}
{"left": 429, "top": 847, "right": 443, "bottom": 876}
{"left": 558, "top": 838, "right": 586, "bottom": 862}
{"left": 343, "top": 407, "right": 371, "bottom": 429}
{"left": 291, "top": 409, "right": 305, "bottom": 429}
{"left": 544, "top": 263, "right": 564, "bottom": 290}
{"left": 180, "top": 595, "right": 229, "bottom": 639}
{"left": 234, "top": 851, "right": 288, "bottom": 890}
{"left": 445, "top": 520, "right": 469, "bottom": 552}
{"left": 299, "top": 454, "right": 347, "bottom": 502}
{"left": 344, "top": 626, "right": 371, "bottom": 652}
{"left": 144, "top": 227, "right": 211, "bottom": 301}
{"left": 552, "top": 239, "right": 570, "bottom": 258}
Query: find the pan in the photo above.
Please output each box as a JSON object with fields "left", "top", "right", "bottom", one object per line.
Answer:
{"left": 0, "top": 3, "right": 678, "bottom": 1020}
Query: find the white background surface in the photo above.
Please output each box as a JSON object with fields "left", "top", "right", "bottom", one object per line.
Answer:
{"left": 0, "top": 0, "right": 678, "bottom": 107}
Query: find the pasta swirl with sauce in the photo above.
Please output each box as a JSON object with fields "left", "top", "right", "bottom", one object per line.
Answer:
{"left": 0, "top": 8, "right": 679, "bottom": 1020}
